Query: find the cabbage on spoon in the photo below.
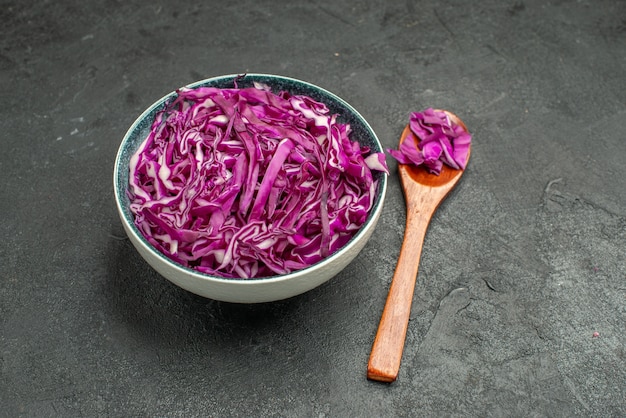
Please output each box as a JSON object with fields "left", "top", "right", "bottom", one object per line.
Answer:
{"left": 387, "top": 108, "right": 471, "bottom": 174}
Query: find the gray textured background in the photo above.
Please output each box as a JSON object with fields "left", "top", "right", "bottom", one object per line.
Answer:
{"left": 1, "top": 0, "right": 625, "bottom": 416}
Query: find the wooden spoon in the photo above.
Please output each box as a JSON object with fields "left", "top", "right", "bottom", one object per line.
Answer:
{"left": 367, "top": 110, "right": 470, "bottom": 383}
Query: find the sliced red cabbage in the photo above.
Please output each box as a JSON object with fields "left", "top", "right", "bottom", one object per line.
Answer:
{"left": 128, "top": 84, "right": 388, "bottom": 279}
{"left": 387, "top": 108, "right": 471, "bottom": 174}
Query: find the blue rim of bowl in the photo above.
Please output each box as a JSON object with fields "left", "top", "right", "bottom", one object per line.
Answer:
{"left": 113, "top": 73, "right": 388, "bottom": 283}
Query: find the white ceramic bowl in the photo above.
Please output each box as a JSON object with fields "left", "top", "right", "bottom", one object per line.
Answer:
{"left": 113, "top": 74, "right": 387, "bottom": 303}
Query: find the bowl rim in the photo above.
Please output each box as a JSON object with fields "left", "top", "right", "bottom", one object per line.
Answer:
{"left": 113, "top": 73, "right": 388, "bottom": 285}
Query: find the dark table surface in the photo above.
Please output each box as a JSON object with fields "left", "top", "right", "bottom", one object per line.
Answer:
{"left": 2, "top": 0, "right": 625, "bottom": 416}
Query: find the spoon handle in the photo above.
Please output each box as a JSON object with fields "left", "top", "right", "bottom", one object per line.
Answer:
{"left": 367, "top": 206, "right": 432, "bottom": 382}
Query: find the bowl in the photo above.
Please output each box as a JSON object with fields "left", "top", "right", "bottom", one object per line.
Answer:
{"left": 113, "top": 74, "right": 387, "bottom": 303}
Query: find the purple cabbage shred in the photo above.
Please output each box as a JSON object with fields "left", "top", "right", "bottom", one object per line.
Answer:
{"left": 387, "top": 108, "right": 471, "bottom": 174}
{"left": 128, "top": 84, "right": 388, "bottom": 279}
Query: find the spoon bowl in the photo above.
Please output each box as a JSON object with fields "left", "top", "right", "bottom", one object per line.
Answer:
{"left": 367, "top": 110, "right": 470, "bottom": 382}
